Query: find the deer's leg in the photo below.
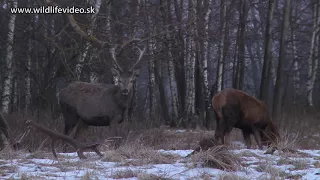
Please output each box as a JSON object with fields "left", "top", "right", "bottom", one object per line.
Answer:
{"left": 51, "top": 139, "right": 58, "bottom": 159}
{"left": 73, "top": 120, "right": 89, "bottom": 141}
{"left": 76, "top": 149, "right": 87, "bottom": 159}
{"left": 252, "top": 127, "right": 263, "bottom": 150}
{"left": 110, "top": 114, "right": 123, "bottom": 135}
{"left": 242, "top": 130, "right": 252, "bottom": 149}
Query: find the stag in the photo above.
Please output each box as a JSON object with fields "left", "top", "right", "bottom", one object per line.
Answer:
{"left": 59, "top": 40, "right": 146, "bottom": 140}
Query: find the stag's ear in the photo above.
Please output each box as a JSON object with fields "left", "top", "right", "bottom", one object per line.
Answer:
{"left": 132, "top": 69, "right": 140, "bottom": 78}
{"left": 111, "top": 68, "right": 120, "bottom": 77}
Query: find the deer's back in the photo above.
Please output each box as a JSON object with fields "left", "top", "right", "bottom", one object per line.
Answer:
{"left": 59, "top": 82, "right": 120, "bottom": 119}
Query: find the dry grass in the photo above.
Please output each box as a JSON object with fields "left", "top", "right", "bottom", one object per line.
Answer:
{"left": 137, "top": 173, "right": 173, "bottom": 180}
{"left": 102, "top": 137, "right": 179, "bottom": 166}
{"left": 218, "top": 173, "right": 249, "bottom": 180}
{"left": 110, "top": 168, "right": 141, "bottom": 179}
{"left": 189, "top": 145, "right": 241, "bottom": 171}
{"left": 80, "top": 171, "right": 98, "bottom": 180}
{"left": 2, "top": 108, "right": 320, "bottom": 156}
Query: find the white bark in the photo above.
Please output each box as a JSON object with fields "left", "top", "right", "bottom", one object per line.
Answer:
{"left": 217, "top": 0, "right": 226, "bottom": 91}
{"left": 292, "top": 32, "right": 300, "bottom": 99}
{"left": 1, "top": 0, "right": 18, "bottom": 113}
{"left": 203, "top": 0, "right": 212, "bottom": 110}
{"left": 306, "top": 1, "right": 319, "bottom": 107}
{"left": 76, "top": 0, "right": 102, "bottom": 80}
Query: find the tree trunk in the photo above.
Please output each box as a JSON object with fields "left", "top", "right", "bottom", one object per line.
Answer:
{"left": 217, "top": 0, "right": 226, "bottom": 92}
{"left": 236, "top": 0, "right": 248, "bottom": 91}
{"left": 260, "top": 0, "right": 275, "bottom": 102}
{"left": 203, "top": 0, "right": 213, "bottom": 128}
{"left": 184, "top": 0, "right": 196, "bottom": 127}
{"left": 173, "top": 0, "right": 186, "bottom": 118}
{"left": 272, "top": 0, "right": 291, "bottom": 120}
{"left": 148, "top": 38, "right": 157, "bottom": 119}
{"left": 1, "top": 0, "right": 18, "bottom": 113}
{"left": 76, "top": 0, "right": 102, "bottom": 81}
{"left": 306, "top": 0, "right": 320, "bottom": 107}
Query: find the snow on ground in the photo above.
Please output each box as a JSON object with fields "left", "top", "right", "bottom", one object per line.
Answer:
{"left": 1, "top": 146, "right": 320, "bottom": 180}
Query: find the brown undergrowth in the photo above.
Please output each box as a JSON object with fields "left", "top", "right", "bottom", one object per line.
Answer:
{"left": 1, "top": 108, "right": 320, "bottom": 156}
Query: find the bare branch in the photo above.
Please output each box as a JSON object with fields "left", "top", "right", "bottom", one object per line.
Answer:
{"left": 46, "top": 0, "right": 109, "bottom": 47}
{"left": 25, "top": 120, "right": 106, "bottom": 159}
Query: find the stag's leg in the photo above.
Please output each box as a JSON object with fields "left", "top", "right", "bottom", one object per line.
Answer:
{"left": 110, "top": 114, "right": 123, "bottom": 136}
{"left": 61, "top": 103, "right": 79, "bottom": 136}
{"left": 252, "top": 127, "right": 263, "bottom": 150}
{"left": 242, "top": 130, "right": 252, "bottom": 149}
{"left": 51, "top": 140, "right": 58, "bottom": 159}
{"left": 72, "top": 120, "right": 89, "bottom": 141}
{"left": 224, "top": 131, "right": 232, "bottom": 147}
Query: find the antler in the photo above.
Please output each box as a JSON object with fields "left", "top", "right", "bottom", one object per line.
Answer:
{"left": 129, "top": 46, "right": 146, "bottom": 72}
{"left": 110, "top": 38, "right": 144, "bottom": 72}
{"left": 110, "top": 45, "right": 124, "bottom": 72}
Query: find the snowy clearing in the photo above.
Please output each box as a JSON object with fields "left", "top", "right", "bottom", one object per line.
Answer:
{"left": 1, "top": 146, "right": 320, "bottom": 180}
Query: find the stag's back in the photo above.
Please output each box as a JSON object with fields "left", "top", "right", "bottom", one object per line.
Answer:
{"left": 59, "top": 81, "right": 120, "bottom": 119}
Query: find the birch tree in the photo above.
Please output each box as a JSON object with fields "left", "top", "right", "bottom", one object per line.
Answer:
{"left": 306, "top": 0, "right": 320, "bottom": 107}
{"left": 1, "top": 0, "right": 18, "bottom": 113}
{"left": 260, "top": 0, "right": 275, "bottom": 102}
{"left": 184, "top": 0, "right": 196, "bottom": 126}
{"left": 273, "top": 0, "right": 291, "bottom": 120}
{"left": 75, "top": 0, "right": 102, "bottom": 81}
{"left": 202, "top": 0, "right": 213, "bottom": 128}
{"left": 217, "top": 0, "right": 226, "bottom": 92}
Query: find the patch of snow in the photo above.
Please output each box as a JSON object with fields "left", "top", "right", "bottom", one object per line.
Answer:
{"left": 1, "top": 148, "right": 320, "bottom": 179}
{"left": 158, "top": 149, "right": 193, "bottom": 157}
{"left": 175, "top": 130, "right": 186, "bottom": 133}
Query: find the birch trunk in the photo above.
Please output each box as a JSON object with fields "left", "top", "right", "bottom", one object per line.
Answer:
{"left": 1, "top": 0, "right": 18, "bottom": 113}
{"left": 76, "top": 0, "right": 102, "bottom": 80}
{"left": 184, "top": 0, "right": 196, "bottom": 126}
{"left": 217, "top": 0, "right": 226, "bottom": 91}
{"left": 161, "top": 0, "right": 179, "bottom": 124}
{"left": 306, "top": 1, "right": 319, "bottom": 107}
{"left": 292, "top": 30, "right": 300, "bottom": 104}
{"left": 272, "top": 0, "right": 291, "bottom": 119}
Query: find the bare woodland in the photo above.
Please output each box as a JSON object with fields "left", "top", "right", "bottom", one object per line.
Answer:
{"left": 0, "top": 0, "right": 319, "bottom": 147}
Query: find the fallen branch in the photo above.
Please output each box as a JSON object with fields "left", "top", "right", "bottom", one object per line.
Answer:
{"left": 25, "top": 120, "right": 120, "bottom": 159}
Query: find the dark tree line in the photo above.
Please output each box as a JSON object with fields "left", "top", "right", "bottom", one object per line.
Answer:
{"left": 0, "top": 0, "right": 319, "bottom": 129}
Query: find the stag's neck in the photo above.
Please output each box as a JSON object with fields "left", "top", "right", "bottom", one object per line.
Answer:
{"left": 114, "top": 88, "right": 132, "bottom": 109}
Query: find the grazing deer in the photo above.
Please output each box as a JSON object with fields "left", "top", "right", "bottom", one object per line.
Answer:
{"left": 211, "top": 88, "right": 280, "bottom": 150}
{"left": 59, "top": 40, "right": 146, "bottom": 140}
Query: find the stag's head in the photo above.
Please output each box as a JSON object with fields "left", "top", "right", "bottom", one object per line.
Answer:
{"left": 110, "top": 40, "right": 146, "bottom": 96}
{"left": 111, "top": 68, "right": 140, "bottom": 96}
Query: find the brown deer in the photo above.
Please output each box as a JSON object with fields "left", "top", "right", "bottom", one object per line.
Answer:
{"left": 59, "top": 40, "right": 146, "bottom": 140}
{"left": 211, "top": 88, "right": 280, "bottom": 150}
